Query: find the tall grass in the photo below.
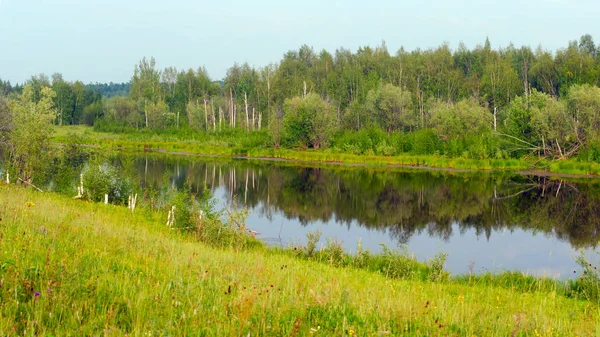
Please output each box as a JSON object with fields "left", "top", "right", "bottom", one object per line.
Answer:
{"left": 1, "top": 184, "right": 600, "bottom": 335}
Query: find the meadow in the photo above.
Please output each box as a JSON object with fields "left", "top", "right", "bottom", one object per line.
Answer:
{"left": 1, "top": 183, "right": 600, "bottom": 336}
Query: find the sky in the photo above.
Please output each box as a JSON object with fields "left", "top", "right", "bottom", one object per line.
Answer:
{"left": 0, "top": 0, "right": 599, "bottom": 84}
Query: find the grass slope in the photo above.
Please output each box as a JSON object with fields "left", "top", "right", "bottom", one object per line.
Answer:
{"left": 0, "top": 184, "right": 599, "bottom": 336}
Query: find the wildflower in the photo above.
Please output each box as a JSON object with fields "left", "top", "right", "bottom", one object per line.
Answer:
{"left": 458, "top": 294, "right": 464, "bottom": 303}
{"left": 25, "top": 202, "right": 35, "bottom": 207}
{"left": 33, "top": 292, "right": 41, "bottom": 303}
{"left": 348, "top": 329, "right": 357, "bottom": 336}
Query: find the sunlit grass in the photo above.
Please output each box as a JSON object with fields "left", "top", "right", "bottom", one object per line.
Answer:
{"left": 1, "top": 183, "right": 599, "bottom": 335}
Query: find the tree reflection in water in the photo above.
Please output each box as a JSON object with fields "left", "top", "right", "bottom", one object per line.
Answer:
{"left": 124, "top": 155, "right": 600, "bottom": 250}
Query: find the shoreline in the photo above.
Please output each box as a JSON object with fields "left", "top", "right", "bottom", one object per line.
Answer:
{"left": 57, "top": 141, "right": 600, "bottom": 179}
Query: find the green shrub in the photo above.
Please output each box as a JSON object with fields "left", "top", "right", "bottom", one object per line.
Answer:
{"left": 409, "top": 129, "right": 440, "bottom": 155}
{"left": 194, "top": 208, "right": 262, "bottom": 250}
{"left": 319, "top": 238, "right": 346, "bottom": 267}
{"left": 81, "top": 163, "right": 132, "bottom": 204}
{"left": 427, "top": 252, "right": 449, "bottom": 282}
{"left": 305, "top": 229, "right": 322, "bottom": 258}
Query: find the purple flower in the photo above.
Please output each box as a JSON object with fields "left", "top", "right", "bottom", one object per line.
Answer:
{"left": 34, "top": 292, "right": 41, "bottom": 297}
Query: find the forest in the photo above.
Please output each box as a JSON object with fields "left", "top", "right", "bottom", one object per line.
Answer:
{"left": 3, "top": 35, "right": 600, "bottom": 162}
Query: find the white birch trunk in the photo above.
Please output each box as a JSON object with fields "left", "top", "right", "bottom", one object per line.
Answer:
{"left": 219, "top": 106, "right": 223, "bottom": 131}
{"left": 244, "top": 91, "right": 249, "bottom": 131}
{"left": 204, "top": 97, "right": 208, "bottom": 131}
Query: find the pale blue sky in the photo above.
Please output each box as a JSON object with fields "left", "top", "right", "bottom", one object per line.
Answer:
{"left": 0, "top": 0, "right": 598, "bottom": 84}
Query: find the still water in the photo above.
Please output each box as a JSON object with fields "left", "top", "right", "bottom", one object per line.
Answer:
{"left": 125, "top": 154, "right": 599, "bottom": 278}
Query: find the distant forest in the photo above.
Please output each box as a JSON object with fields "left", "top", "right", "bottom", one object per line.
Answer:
{"left": 3, "top": 35, "right": 600, "bottom": 160}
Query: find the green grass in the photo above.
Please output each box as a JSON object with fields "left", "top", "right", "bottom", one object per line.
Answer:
{"left": 52, "top": 126, "right": 535, "bottom": 172}
{"left": 53, "top": 125, "right": 600, "bottom": 176}
{"left": 1, "top": 183, "right": 600, "bottom": 336}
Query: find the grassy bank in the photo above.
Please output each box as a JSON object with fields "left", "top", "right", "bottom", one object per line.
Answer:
{"left": 52, "top": 125, "right": 600, "bottom": 176}
{"left": 1, "top": 183, "right": 599, "bottom": 335}
{"left": 53, "top": 126, "right": 537, "bottom": 171}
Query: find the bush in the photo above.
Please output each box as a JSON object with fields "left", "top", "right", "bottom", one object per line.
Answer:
{"left": 81, "top": 163, "right": 131, "bottom": 204}
{"left": 319, "top": 238, "right": 345, "bottom": 267}
{"left": 332, "top": 127, "right": 390, "bottom": 155}
{"left": 408, "top": 129, "right": 440, "bottom": 155}
{"left": 580, "top": 141, "right": 600, "bottom": 162}
{"left": 192, "top": 191, "right": 262, "bottom": 250}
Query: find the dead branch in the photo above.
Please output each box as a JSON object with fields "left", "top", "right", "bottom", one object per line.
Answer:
{"left": 17, "top": 178, "right": 43, "bottom": 192}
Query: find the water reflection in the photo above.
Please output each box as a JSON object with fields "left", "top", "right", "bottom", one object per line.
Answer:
{"left": 98, "top": 154, "right": 600, "bottom": 276}
{"left": 132, "top": 155, "right": 600, "bottom": 249}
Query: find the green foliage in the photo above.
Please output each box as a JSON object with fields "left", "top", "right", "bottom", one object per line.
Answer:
{"left": 267, "top": 109, "right": 283, "bottom": 148}
{"left": 281, "top": 93, "right": 338, "bottom": 149}
{"left": 0, "top": 97, "right": 11, "bottom": 148}
{"left": 406, "top": 129, "right": 441, "bottom": 155}
{"left": 333, "top": 128, "right": 389, "bottom": 155}
{"left": 430, "top": 97, "right": 491, "bottom": 139}
{"left": 2, "top": 184, "right": 598, "bottom": 336}
{"left": 81, "top": 101, "right": 103, "bottom": 126}
{"left": 453, "top": 271, "right": 562, "bottom": 294}
{"left": 194, "top": 198, "right": 261, "bottom": 250}
{"left": 567, "top": 84, "right": 600, "bottom": 143}
{"left": 374, "top": 245, "right": 433, "bottom": 280}
{"left": 186, "top": 99, "right": 208, "bottom": 131}
{"left": 366, "top": 83, "right": 415, "bottom": 133}
{"left": 29, "top": 35, "right": 600, "bottom": 165}
{"left": 305, "top": 229, "right": 322, "bottom": 257}
{"left": 579, "top": 141, "right": 600, "bottom": 162}
{"left": 103, "top": 96, "right": 138, "bottom": 127}
{"left": 570, "top": 252, "right": 600, "bottom": 302}
{"left": 145, "top": 100, "right": 170, "bottom": 129}
{"left": 81, "top": 161, "right": 132, "bottom": 204}
{"left": 427, "top": 252, "right": 449, "bottom": 282}
{"left": 292, "top": 236, "right": 449, "bottom": 282}
{"left": 7, "top": 85, "right": 57, "bottom": 184}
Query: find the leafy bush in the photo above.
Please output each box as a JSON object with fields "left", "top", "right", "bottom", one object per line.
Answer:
{"left": 375, "top": 140, "right": 395, "bottom": 156}
{"left": 319, "top": 238, "right": 345, "bottom": 267}
{"left": 305, "top": 229, "right": 322, "bottom": 257}
{"left": 81, "top": 163, "right": 131, "bottom": 204}
{"left": 408, "top": 129, "right": 440, "bottom": 155}
{"left": 282, "top": 94, "right": 338, "bottom": 149}
{"left": 427, "top": 252, "right": 448, "bottom": 282}
{"left": 332, "top": 127, "right": 390, "bottom": 155}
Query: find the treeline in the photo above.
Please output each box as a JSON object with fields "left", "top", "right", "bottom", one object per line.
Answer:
{"left": 5, "top": 34, "right": 600, "bottom": 160}
{"left": 0, "top": 76, "right": 129, "bottom": 125}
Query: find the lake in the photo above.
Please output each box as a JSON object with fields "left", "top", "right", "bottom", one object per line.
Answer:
{"left": 122, "top": 154, "right": 599, "bottom": 278}
{"left": 3, "top": 151, "right": 598, "bottom": 278}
